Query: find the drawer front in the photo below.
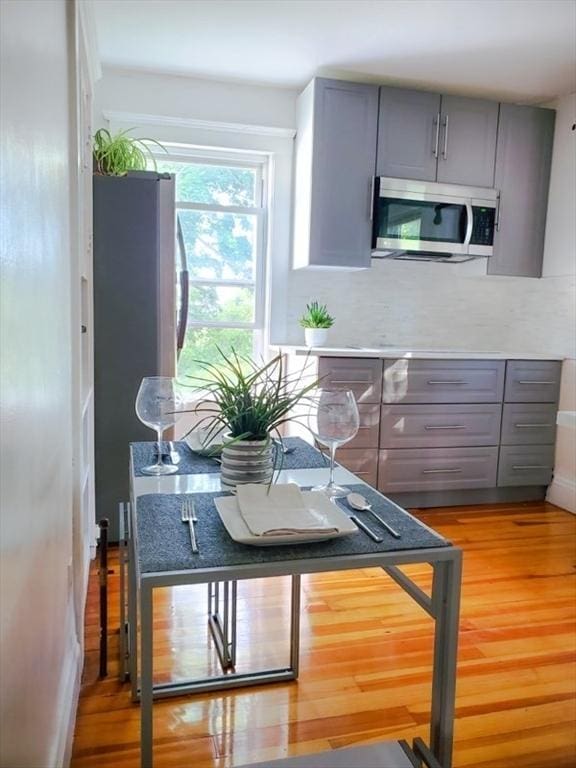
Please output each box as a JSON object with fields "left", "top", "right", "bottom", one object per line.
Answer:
{"left": 378, "top": 447, "right": 498, "bottom": 492}
{"left": 346, "top": 404, "right": 380, "bottom": 449}
{"left": 383, "top": 359, "right": 505, "bottom": 404}
{"left": 380, "top": 403, "right": 501, "bottom": 449}
{"left": 337, "top": 448, "right": 378, "bottom": 487}
{"left": 498, "top": 444, "right": 555, "bottom": 486}
{"left": 504, "top": 360, "right": 561, "bottom": 403}
{"left": 501, "top": 403, "right": 557, "bottom": 445}
{"left": 318, "top": 357, "right": 383, "bottom": 404}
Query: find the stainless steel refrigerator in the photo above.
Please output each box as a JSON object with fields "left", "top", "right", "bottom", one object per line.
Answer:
{"left": 93, "top": 170, "right": 187, "bottom": 540}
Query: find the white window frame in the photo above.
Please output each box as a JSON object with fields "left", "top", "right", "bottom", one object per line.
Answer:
{"left": 150, "top": 144, "right": 269, "bottom": 356}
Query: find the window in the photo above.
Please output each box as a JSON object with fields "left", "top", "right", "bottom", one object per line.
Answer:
{"left": 151, "top": 148, "right": 268, "bottom": 383}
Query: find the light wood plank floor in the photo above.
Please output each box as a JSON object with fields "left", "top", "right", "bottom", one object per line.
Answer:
{"left": 71, "top": 501, "right": 576, "bottom": 768}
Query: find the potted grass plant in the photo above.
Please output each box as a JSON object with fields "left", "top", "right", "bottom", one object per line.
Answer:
{"left": 93, "top": 128, "right": 166, "bottom": 176}
{"left": 184, "top": 349, "right": 318, "bottom": 488}
{"left": 299, "top": 301, "right": 334, "bottom": 347}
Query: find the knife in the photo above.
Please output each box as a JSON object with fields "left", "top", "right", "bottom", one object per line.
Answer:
{"left": 350, "top": 515, "right": 383, "bottom": 543}
{"left": 169, "top": 441, "right": 180, "bottom": 464}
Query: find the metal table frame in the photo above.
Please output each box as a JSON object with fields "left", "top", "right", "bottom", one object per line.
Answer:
{"left": 126, "top": 463, "right": 461, "bottom": 768}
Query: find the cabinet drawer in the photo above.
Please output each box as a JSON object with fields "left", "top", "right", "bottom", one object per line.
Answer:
{"left": 380, "top": 403, "right": 501, "bottom": 449}
{"left": 337, "top": 449, "right": 378, "bottom": 487}
{"left": 378, "top": 447, "right": 498, "bottom": 493}
{"left": 383, "top": 359, "right": 505, "bottom": 404}
{"left": 498, "top": 444, "right": 555, "bottom": 486}
{"left": 346, "top": 404, "right": 380, "bottom": 448}
{"left": 318, "top": 357, "right": 383, "bottom": 404}
{"left": 501, "top": 403, "right": 557, "bottom": 445}
{"left": 505, "top": 361, "right": 561, "bottom": 403}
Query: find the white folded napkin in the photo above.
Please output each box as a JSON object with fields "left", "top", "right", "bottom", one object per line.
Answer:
{"left": 236, "top": 483, "right": 339, "bottom": 537}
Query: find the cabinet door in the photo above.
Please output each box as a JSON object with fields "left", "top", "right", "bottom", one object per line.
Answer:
{"left": 308, "top": 78, "right": 378, "bottom": 268}
{"left": 376, "top": 87, "right": 440, "bottom": 181}
{"left": 489, "top": 104, "right": 555, "bottom": 277}
{"left": 436, "top": 96, "right": 499, "bottom": 187}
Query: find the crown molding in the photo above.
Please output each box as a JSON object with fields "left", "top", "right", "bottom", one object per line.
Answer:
{"left": 103, "top": 110, "right": 296, "bottom": 139}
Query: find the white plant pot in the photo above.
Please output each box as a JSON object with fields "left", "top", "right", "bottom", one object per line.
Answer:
{"left": 304, "top": 328, "right": 329, "bottom": 347}
{"left": 220, "top": 435, "right": 274, "bottom": 489}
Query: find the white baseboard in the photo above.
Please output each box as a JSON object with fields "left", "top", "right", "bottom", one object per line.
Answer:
{"left": 49, "top": 609, "right": 82, "bottom": 768}
{"left": 547, "top": 475, "right": 576, "bottom": 514}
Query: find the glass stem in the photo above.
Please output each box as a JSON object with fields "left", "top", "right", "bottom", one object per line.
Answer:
{"left": 328, "top": 442, "right": 337, "bottom": 488}
{"left": 156, "top": 428, "right": 164, "bottom": 469}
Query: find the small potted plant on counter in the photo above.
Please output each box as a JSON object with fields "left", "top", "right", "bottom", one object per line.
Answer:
{"left": 299, "top": 301, "right": 334, "bottom": 347}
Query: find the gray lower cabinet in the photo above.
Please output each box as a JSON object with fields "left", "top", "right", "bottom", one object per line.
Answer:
{"left": 337, "top": 449, "right": 378, "bottom": 488}
{"left": 380, "top": 403, "right": 501, "bottom": 449}
{"left": 293, "top": 77, "right": 379, "bottom": 269}
{"left": 489, "top": 104, "right": 555, "bottom": 278}
{"left": 501, "top": 403, "right": 557, "bottom": 446}
{"left": 318, "top": 355, "right": 560, "bottom": 502}
{"left": 504, "top": 360, "right": 561, "bottom": 403}
{"left": 498, "top": 445, "right": 555, "bottom": 487}
{"left": 382, "top": 359, "right": 505, "bottom": 404}
{"left": 378, "top": 447, "right": 498, "bottom": 493}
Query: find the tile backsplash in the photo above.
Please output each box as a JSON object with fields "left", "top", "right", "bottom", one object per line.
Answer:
{"left": 284, "top": 259, "right": 575, "bottom": 358}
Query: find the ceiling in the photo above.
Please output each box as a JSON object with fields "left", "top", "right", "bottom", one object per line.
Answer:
{"left": 92, "top": 0, "right": 576, "bottom": 102}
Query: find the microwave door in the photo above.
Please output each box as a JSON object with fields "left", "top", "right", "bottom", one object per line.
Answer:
{"left": 374, "top": 196, "right": 470, "bottom": 254}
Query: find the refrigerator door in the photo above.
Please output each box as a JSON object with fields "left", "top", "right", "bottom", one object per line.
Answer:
{"left": 93, "top": 171, "right": 176, "bottom": 540}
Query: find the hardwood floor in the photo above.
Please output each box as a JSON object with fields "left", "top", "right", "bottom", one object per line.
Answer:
{"left": 71, "top": 501, "right": 576, "bottom": 768}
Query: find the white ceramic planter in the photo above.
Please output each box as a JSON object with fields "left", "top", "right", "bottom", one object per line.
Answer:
{"left": 304, "top": 328, "right": 329, "bottom": 347}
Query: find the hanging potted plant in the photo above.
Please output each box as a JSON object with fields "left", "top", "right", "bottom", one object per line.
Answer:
{"left": 92, "top": 128, "right": 166, "bottom": 176}
{"left": 184, "top": 349, "right": 318, "bottom": 488}
{"left": 299, "top": 301, "right": 334, "bottom": 347}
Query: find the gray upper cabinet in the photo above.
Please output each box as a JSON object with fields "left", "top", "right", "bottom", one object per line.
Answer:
{"left": 436, "top": 96, "right": 499, "bottom": 187}
{"left": 377, "top": 87, "right": 499, "bottom": 188}
{"left": 489, "top": 104, "right": 555, "bottom": 278}
{"left": 376, "top": 87, "right": 440, "bottom": 181}
{"left": 293, "top": 77, "right": 379, "bottom": 269}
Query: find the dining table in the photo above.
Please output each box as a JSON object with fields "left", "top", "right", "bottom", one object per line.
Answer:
{"left": 121, "top": 437, "right": 462, "bottom": 768}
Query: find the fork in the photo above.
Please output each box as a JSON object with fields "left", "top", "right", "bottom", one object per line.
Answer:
{"left": 181, "top": 498, "right": 199, "bottom": 554}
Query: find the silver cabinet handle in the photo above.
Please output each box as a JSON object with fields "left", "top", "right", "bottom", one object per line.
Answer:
{"left": 442, "top": 114, "right": 449, "bottom": 160}
{"left": 518, "top": 380, "right": 556, "bottom": 385}
{"left": 422, "top": 468, "right": 462, "bottom": 474}
{"left": 495, "top": 192, "right": 501, "bottom": 231}
{"left": 512, "top": 465, "right": 551, "bottom": 471}
{"left": 331, "top": 379, "right": 369, "bottom": 385}
{"left": 427, "top": 380, "right": 467, "bottom": 385}
{"left": 432, "top": 112, "right": 440, "bottom": 158}
{"left": 369, "top": 177, "right": 375, "bottom": 221}
{"left": 424, "top": 425, "right": 466, "bottom": 430}
{"left": 514, "top": 423, "right": 552, "bottom": 429}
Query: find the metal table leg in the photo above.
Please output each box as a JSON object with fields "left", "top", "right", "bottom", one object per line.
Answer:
{"left": 140, "top": 579, "right": 153, "bottom": 768}
{"left": 429, "top": 551, "right": 462, "bottom": 768}
{"left": 208, "top": 580, "right": 237, "bottom": 670}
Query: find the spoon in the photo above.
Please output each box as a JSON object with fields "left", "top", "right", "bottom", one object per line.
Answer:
{"left": 346, "top": 492, "right": 401, "bottom": 539}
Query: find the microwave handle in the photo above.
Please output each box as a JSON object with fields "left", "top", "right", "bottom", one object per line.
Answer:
{"left": 464, "top": 203, "right": 473, "bottom": 247}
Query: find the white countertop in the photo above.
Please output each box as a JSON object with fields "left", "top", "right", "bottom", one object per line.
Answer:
{"left": 274, "top": 345, "right": 564, "bottom": 361}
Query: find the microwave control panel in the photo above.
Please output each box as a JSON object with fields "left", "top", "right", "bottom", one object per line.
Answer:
{"left": 470, "top": 207, "right": 496, "bottom": 246}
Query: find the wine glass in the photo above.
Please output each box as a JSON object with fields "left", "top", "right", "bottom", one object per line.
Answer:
{"left": 135, "top": 377, "right": 183, "bottom": 475}
{"left": 307, "top": 389, "right": 360, "bottom": 498}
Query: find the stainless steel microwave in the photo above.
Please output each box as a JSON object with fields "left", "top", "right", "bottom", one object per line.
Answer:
{"left": 371, "top": 177, "right": 499, "bottom": 262}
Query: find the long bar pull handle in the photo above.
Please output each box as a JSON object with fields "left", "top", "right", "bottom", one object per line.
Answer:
{"left": 518, "top": 380, "right": 556, "bottom": 385}
{"left": 369, "top": 177, "right": 375, "bottom": 221}
{"left": 424, "top": 425, "right": 466, "bottom": 430}
{"left": 331, "top": 379, "right": 368, "bottom": 385}
{"left": 422, "top": 468, "right": 463, "bottom": 474}
{"left": 427, "top": 380, "right": 467, "bottom": 385}
{"left": 514, "top": 423, "right": 552, "bottom": 429}
{"left": 495, "top": 192, "right": 501, "bottom": 231}
{"left": 512, "top": 465, "right": 552, "bottom": 471}
{"left": 432, "top": 112, "right": 441, "bottom": 158}
{"left": 442, "top": 114, "right": 449, "bottom": 160}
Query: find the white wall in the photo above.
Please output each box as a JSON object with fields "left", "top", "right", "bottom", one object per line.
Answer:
{"left": 0, "top": 1, "right": 82, "bottom": 765}
{"left": 542, "top": 93, "right": 576, "bottom": 512}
